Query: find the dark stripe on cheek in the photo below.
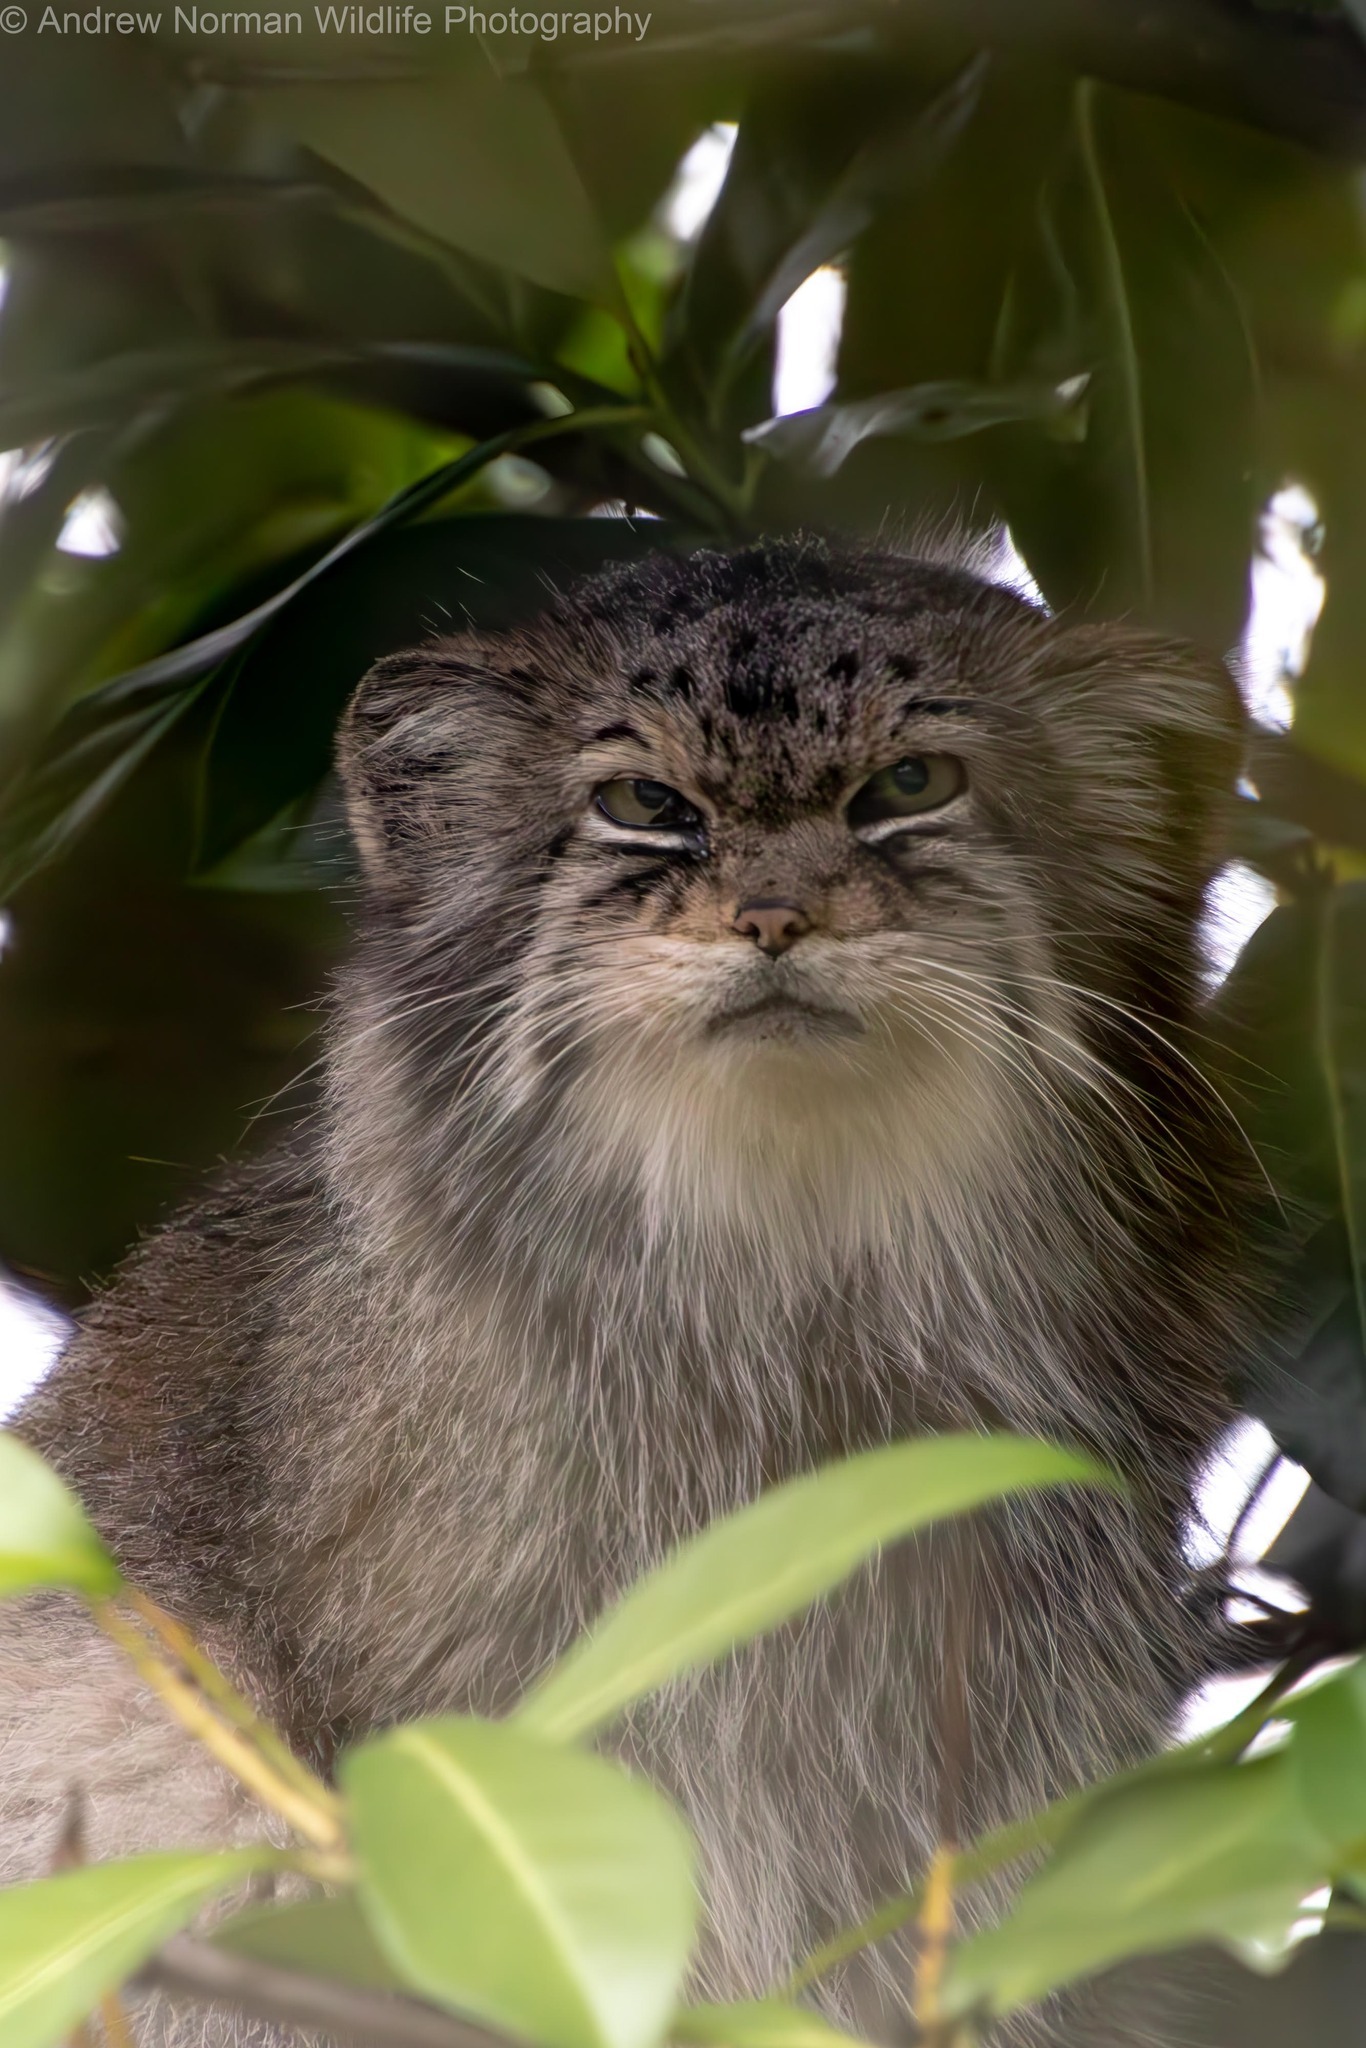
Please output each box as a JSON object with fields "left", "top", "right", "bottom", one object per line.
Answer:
{"left": 580, "top": 861, "right": 680, "bottom": 910}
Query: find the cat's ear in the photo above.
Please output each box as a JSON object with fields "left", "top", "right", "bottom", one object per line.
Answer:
{"left": 1038, "top": 622, "right": 1248, "bottom": 880}
{"left": 337, "top": 638, "right": 499, "bottom": 893}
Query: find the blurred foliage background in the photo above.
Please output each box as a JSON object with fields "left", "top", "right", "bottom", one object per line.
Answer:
{"left": 6, "top": 3, "right": 1366, "bottom": 2030}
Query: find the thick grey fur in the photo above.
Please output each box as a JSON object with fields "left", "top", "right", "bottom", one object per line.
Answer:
{"left": 2, "top": 537, "right": 1258, "bottom": 2045}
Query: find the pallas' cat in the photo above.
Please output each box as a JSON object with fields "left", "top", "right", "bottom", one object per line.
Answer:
{"left": 0, "top": 539, "right": 1253, "bottom": 2044}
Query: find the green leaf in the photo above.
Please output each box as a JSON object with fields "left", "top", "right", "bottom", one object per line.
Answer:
{"left": 1312, "top": 882, "right": 1366, "bottom": 1360}
{"left": 0, "top": 1852, "right": 264, "bottom": 2048}
{"left": 0, "top": 343, "right": 349, "bottom": 447}
{"left": 0, "top": 666, "right": 226, "bottom": 907}
{"left": 341, "top": 1715, "right": 697, "bottom": 2048}
{"left": 672, "top": 2000, "right": 866, "bottom": 2048}
{"left": 1283, "top": 1658, "right": 1366, "bottom": 1854}
{"left": 743, "top": 376, "right": 1089, "bottom": 476}
{"left": 193, "top": 511, "right": 686, "bottom": 875}
{"left": 1214, "top": 883, "right": 1366, "bottom": 1503}
{"left": 0, "top": 1433, "right": 120, "bottom": 1599}
{"left": 943, "top": 1757, "right": 1324, "bottom": 2020}
{"left": 676, "top": 54, "right": 990, "bottom": 419}
{"left": 985, "top": 83, "right": 1261, "bottom": 646}
{"left": 0, "top": 165, "right": 329, "bottom": 236}
{"left": 0, "top": 414, "right": 642, "bottom": 898}
{"left": 729, "top": 56, "right": 990, "bottom": 363}
{"left": 257, "top": 73, "right": 614, "bottom": 301}
{"left": 0, "top": 339, "right": 538, "bottom": 449}
{"left": 214, "top": 1892, "right": 404, "bottom": 1992}
{"left": 516, "top": 1433, "right": 1114, "bottom": 1744}
{"left": 1247, "top": 735, "right": 1366, "bottom": 859}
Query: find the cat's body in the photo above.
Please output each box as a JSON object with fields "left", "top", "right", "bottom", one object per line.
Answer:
{"left": 1, "top": 538, "right": 1255, "bottom": 2043}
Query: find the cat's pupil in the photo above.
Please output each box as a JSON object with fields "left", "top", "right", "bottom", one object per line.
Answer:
{"left": 892, "top": 758, "right": 930, "bottom": 795}
{"left": 634, "top": 779, "right": 675, "bottom": 813}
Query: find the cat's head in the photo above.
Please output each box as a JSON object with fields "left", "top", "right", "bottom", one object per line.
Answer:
{"left": 337, "top": 537, "right": 1245, "bottom": 1249}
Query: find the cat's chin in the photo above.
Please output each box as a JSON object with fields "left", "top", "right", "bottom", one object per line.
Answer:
{"left": 702, "top": 992, "right": 864, "bottom": 1045}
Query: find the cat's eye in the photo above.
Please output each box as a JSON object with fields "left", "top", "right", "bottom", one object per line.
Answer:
{"left": 595, "top": 777, "right": 701, "bottom": 832}
{"left": 847, "top": 755, "right": 965, "bottom": 831}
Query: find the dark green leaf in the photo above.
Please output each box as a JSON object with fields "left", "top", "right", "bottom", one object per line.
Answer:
{"left": 0, "top": 165, "right": 329, "bottom": 236}
{"left": 0, "top": 431, "right": 120, "bottom": 640}
{"left": 0, "top": 416, "right": 644, "bottom": 897}
{"left": 986, "top": 83, "right": 1260, "bottom": 644}
{"left": 193, "top": 513, "right": 689, "bottom": 874}
{"left": 0, "top": 340, "right": 539, "bottom": 451}
{"left": 1214, "top": 885, "right": 1366, "bottom": 1502}
{"left": 1248, "top": 736, "right": 1366, "bottom": 858}
{"left": 674, "top": 54, "right": 991, "bottom": 421}
{"left": 214, "top": 1892, "right": 404, "bottom": 1992}
{"left": 743, "top": 375, "right": 1088, "bottom": 475}
{"left": 256, "top": 73, "right": 615, "bottom": 301}
{"left": 730, "top": 56, "right": 990, "bottom": 361}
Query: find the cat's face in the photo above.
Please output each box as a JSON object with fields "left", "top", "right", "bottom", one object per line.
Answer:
{"left": 339, "top": 540, "right": 1244, "bottom": 1244}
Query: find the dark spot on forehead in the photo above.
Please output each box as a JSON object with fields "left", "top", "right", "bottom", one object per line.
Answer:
{"left": 826, "top": 650, "right": 860, "bottom": 683}
{"left": 723, "top": 656, "right": 801, "bottom": 723}
{"left": 669, "top": 664, "right": 695, "bottom": 700}
{"left": 628, "top": 666, "right": 657, "bottom": 695}
{"left": 888, "top": 652, "right": 922, "bottom": 682}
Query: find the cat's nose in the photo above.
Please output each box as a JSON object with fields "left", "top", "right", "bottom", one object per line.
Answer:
{"left": 732, "top": 899, "right": 812, "bottom": 957}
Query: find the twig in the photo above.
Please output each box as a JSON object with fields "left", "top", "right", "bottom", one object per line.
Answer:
{"left": 98, "top": 1993, "right": 137, "bottom": 2048}
{"left": 913, "top": 1845, "right": 956, "bottom": 2045}
{"left": 126, "top": 1593, "right": 341, "bottom": 1821}
{"left": 50, "top": 1786, "right": 87, "bottom": 1874}
{"left": 90, "top": 1602, "right": 346, "bottom": 1855}
{"left": 140, "top": 1934, "right": 505, "bottom": 2048}
{"left": 1200, "top": 1645, "right": 1324, "bottom": 1764}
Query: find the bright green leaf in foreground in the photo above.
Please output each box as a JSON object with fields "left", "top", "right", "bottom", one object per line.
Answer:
{"left": 517, "top": 1434, "right": 1113, "bottom": 1743}
{"left": 1283, "top": 1657, "right": 1366, "bottom": 1854}
{"left": 943, "top": 1756, "right": 1324, "bottom": 2021}
{"left": 0, "top": 1433, "right": 121, "bottom": 1600}
{"left": 342, "top": 1715, "right": 697, "bottom": 2048}
{"left": 0, "top": 1851, "right": 265, "bottom": 2048}
{"left": 672, "top": 1999, "right": 867, "bottom": 2048}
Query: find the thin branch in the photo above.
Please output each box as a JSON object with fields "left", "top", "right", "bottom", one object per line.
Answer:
{"left": 90, "top": 1602, "right": 346, "bottom": 1854}
{"left": 913, "top": 1845, "right": 957, "bottom": 2045}
{"left": 1200, "top": 1644, "right": 1325, "bottom": 1764}
{"left": 126, "top": 1592, "right": 342, "bottom": 1821}
{"left": 97, "top": 1992, "right": 137, "bottom": 2048}
{"left": 140, "top": 1935, "right": 505, "bottom": 2048}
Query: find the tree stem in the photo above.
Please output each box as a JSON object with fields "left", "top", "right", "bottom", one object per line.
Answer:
{"left": 141, "top": 1934, "right": 503, "bottom": 2048}
{"left": 90, "top": 1601, "right": 346, "bottom": 1854}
